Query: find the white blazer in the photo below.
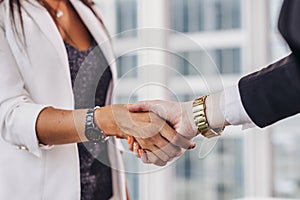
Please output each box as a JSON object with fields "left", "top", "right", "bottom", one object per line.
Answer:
{"left": 0, "top": 0, "right": 126, "bottom": 199}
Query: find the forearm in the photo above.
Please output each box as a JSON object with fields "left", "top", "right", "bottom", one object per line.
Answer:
{"left": 36, "top": 107, "right": 88, "bottom": 145}
{"left": 36, "top": 105, "right": 129, "bottom": 145}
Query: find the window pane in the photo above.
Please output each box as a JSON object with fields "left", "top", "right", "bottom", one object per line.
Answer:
{"left": 171, "top": 48, "right": 241, "bottom": 76}
{"left": 211, "top": 48, "right": 241, "bottom": 74}
{"left": 272, "top": 122, "right": 300, "bottom": 198}
{"left": 171, "top": 0, "right": 241, "bottom": 33}
{"left": 116, "top": 0, "right": 137, "bottom": 37}
{"left": 115, "top": 95, "right": 137, "bottom": 104}
{"left": 174, "top": 137, "right": 244, "bottom": 200}
{"left": 117, "top": 54, "right": 138, "bottom": 78}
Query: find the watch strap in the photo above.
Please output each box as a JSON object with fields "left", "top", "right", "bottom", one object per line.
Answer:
{"left": 85, "top": 107, "right": 108, "bottom": 143}
{"left": 192, "top": 95, "right": 224, "bottom": 138}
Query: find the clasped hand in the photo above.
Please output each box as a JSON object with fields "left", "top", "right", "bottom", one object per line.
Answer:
{"left": 96, "top": 104, "right": 195, "bottom": 166}
{"left": 127, "top": 101, "right": 198, "bottom": 166}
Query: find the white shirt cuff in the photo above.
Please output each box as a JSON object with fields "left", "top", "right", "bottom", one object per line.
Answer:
{"left": 220, "top": 85, "right": 256, "bottom": 129}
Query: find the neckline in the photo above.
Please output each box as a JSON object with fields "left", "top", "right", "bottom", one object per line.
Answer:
{"left": 64, "top": 40, "right": 96, "bottom": 53}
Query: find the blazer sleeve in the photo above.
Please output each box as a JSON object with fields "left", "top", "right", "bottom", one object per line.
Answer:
{"left": 0, "top": 24, "right": 49, "bottom": 157}
{"left": 239, "top": 54, "right": 300, "bottom": 128}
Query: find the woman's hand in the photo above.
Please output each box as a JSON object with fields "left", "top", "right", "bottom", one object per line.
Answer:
{"left": 95, "top": 104, "right": 194, "bottom": 166}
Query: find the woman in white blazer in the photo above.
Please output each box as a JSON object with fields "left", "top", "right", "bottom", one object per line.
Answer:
{"left": 0, "top": 0, "right": 193, "bottom": 199}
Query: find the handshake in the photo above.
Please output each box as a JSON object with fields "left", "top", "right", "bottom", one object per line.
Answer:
{"left": 95, "top": 95, "right": 228, "bottom": 166}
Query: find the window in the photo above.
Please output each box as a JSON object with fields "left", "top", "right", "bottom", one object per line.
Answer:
{"left": 212, "top": 48, "right": 241, "bottom": 74}
{"left": 171, "top": 48, "right": 241, "bottom": 76}
{"left": 115, "top": 95, "right": 138, "bottom": 104}
{"left": 173, "top": 136, "right": 244, "bottom": 200}
{"left": 171, "top": 0, "right": 241, "bottom": 33}
{"left": 273, "top": 126, "right": 300, "bottom": 198}
{"left": 116, "top": 54, "right": 138, "bottom": 78}
{"left": 116, "top": 0, "right": 137, "bottom": 37}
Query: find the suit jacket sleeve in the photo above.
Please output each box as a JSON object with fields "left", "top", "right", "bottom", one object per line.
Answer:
{"left": 238, "top": 0, "right": 300, "bottom": 128}
{"left": 239, "top": 54, "right": 300, "bottom": 128}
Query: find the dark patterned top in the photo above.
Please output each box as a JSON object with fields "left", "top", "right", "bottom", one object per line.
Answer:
{"left": 65, "top": 40, "right": 113, "bottom": 200}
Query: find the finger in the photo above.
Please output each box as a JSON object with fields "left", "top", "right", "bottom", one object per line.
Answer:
{"left": 160, "top": 124, "right": 195, "bottom": 149}
{"left": 134, "top": 137, "right": 171, "bottom": 162}
{"left": 188, "top": 143, "right": 196, "bottom": 149}
{"left": 151, "top": 134, "right": 182, "bottom": 159}
{"left": 127, "top": 136, "right": 134, "bottom": 151}
{"left": 129, "top": 102, "right": 168, "bottom": 122}
{"left": 133, "top": 142, "right": 140, "bottom": 158}
{"left": 140, "top": 150, "right": 151, "bottom": 164}
{"left": 176, "top": 148, "right": 185, "bottom": 157}
{"left": 158, "top": 142, "right": 183, "bottom": 160}
{"left": 149, "top": 146, "right": 171, "bottom": 163}
{"left": 145, "top": 150, "right": 167, "bottom": 166}
{"left": 138, "top": 149, "right": 143, "bottom": 158}
{"left": 136, "top": 141, "right": 171, "bottom": 162}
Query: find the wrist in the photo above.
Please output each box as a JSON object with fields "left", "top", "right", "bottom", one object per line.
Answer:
{"left": 192, "top": 93, "right": 227, "bottom": 139}
{"left": 182, "top": 101, "right": 198, "bottom": 136}
{"left": 94, "top": 106, "right": 117, "bottom": 137}
{"left": 205, "top": 92, "right": 228, "bottom": 128}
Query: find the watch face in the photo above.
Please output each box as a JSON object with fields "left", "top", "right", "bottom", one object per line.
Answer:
{"left": 85, "top": 128, "right": 102, "bottom": 143}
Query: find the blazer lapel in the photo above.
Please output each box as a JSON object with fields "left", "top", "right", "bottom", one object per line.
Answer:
{"left": 21, "top": 0, "right": 70, "bottom": 82}
{"left": 16, "top": 0, "right": 117, "bottom": 99}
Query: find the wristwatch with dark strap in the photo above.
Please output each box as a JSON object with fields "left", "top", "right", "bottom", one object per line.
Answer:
{"left": 192, "top": 95, "right": 224, "bottom": 138}
{"left": 85, "top": 107, "right": 109, "bottom": 143}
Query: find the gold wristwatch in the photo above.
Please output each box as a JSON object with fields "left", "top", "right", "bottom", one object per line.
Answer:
{"left": 192, "top": 95, "right": 224, "bottom": 138}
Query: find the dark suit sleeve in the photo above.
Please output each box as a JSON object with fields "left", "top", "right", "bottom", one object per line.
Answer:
{"left": 278, "top": 0, "right": 300, "bottom": 59}
{"left": 239, "top": 54, "right": 300, "bottom": 128}
{"left": 238, "top": 0, "right": 300, "bottom": 128}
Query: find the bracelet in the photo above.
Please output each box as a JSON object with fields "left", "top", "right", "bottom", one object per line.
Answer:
{"left": 192, "top": 95, "right": 224, "bottom": 138}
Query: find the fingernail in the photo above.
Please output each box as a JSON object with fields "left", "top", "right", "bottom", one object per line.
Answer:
{"left": 127, "top": 136, "right": 132, "bottom": 144}
{"left": 133, "top": 142, "right": 138, "bottom": 150}
{"left": 138, "top": 149, "right": 143, "bottom": 157}
{"left": 189, "top": 143, "right": 196, "bottom": 149}
{"left": 126, "top": 104, "right": 133, "bottom": 108}
{"left": 116, "top": 135, "right": 121, "bottom": 139}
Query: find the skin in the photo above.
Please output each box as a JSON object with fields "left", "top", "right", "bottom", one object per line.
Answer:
{"left": 127, "top": 96, "right": 231, "bottom": 163}
{"left": 36, "top": 0, "right": 193, "bottom": 166}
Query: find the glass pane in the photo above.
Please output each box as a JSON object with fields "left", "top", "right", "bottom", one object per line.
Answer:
{"left": 170, "top": 0, "right": 241, "bottom": 33}
{"left": 211, "top": 48, "right": 241, "bottom": 74}
{"left": 116, "top": 0, "right": 137, "bottom": 37}
{"left": 171, "top": 48, "right": 241, "bottom": 76}
{"left": 173, "top": 136, "right": 244, "bottom": 200}
{"left": 116, "top": 54, "right": 138, "bottom": 78}
{"left": 115, "top": 95, "right": 138, "bottom": 104}
{"left": 272, "top": 120, "right": 300, "bottom": 198}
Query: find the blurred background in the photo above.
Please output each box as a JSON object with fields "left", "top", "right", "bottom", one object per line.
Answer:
{"left": 95, "top": 0, "right": 300, "bottom": 199}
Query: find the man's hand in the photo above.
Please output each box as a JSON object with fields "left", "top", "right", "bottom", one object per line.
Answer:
{"left": 128, "top": 100, "right": 199, "bottom": 139}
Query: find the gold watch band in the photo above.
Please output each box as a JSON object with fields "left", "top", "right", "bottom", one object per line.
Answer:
{"left": 192, "top": 95, "right": 224, "bottom": 138}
